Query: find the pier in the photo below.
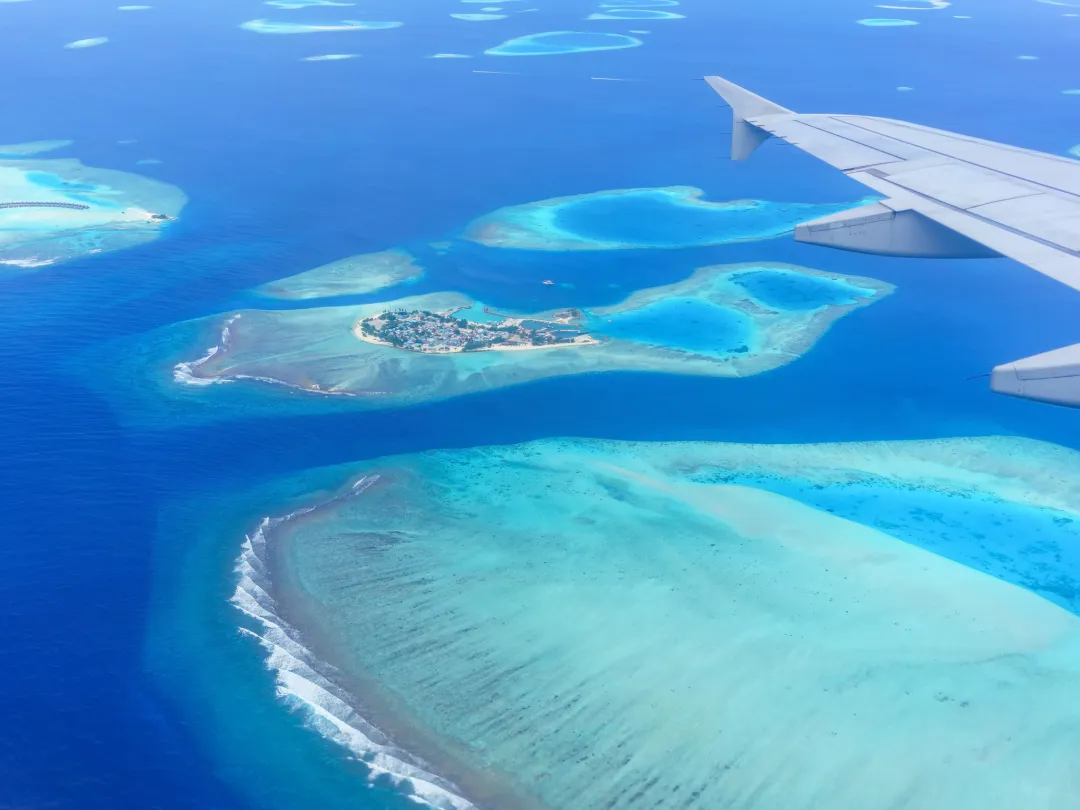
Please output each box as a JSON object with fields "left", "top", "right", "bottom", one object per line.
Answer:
{"left": 0, "top": 201, "right": 91, "bottom": 211}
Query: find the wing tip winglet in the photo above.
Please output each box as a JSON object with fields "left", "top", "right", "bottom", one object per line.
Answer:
{"left": 704, "top": 76, "right": 792, "bottom": 119}
{"left": 704, "top": 76, "right": 791, "bottom": 160}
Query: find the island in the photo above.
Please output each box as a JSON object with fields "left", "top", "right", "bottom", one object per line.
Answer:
{"left": 356, "top": 307, "right": 596, "bottom": 352}
{"left": 142, "top": 261, "right": 892, "bottom": 418}
{"left": 0, "top": 156, "right": 186, "bottom": 271}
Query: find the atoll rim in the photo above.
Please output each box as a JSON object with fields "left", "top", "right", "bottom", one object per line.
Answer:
{"left": 464, "top": 186, "right": 873, "bottom": 250}
{"left": 234, "top": 435, "right": 1080, "bottom": 810}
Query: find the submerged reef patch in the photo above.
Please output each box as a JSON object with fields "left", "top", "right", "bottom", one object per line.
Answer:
{"left": 0, "top": 139, "right": 73, "bottom": 157}
{"left": 857, "top": 17, "right": 919, "bottom": 25}
{"left": 876, "top": 0, "right": 948, "bottom": 8}
{"left": 301, "top": 53, "right": 360, "bottom": 60}
{"left": 465, "top": 186, "right": 872, "bottom": 250}
{"left": 266, "top": 0, "right": 355, "bottom": 8}
{"left": 255, "top": 248, "right": 423, "bottom": 300}
{"left": 0, "top": 157, "right": 185, "bottom": 271}
{"left": 236, "top": 435, "right": 1080, "bottom": 810}
{"left": 587, "top": 8, "right": 685, "bottom": 19}
{"left": 168, "top": 262, "right": 891, "bottom": 409}
{"left": 485, "top": 31, "right": 643, "bottom": 55}
{"left": 240, "top": 19, "right": 402, "bottom": 34}
{"left": 64, "top": 37, "right": 110, "bottom": 48}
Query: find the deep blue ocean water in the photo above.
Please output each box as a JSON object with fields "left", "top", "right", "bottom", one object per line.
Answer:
{"left": 2, "top": 0, "right": 1079, "bottom": 808}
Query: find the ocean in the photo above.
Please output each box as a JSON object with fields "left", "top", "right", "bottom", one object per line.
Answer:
{"left": 2, "top": 0, "right": 1079, "bottom": 808}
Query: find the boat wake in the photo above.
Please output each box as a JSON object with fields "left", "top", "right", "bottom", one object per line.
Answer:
{"left": 230, "top": 476, "right": 476, "bottom": 810}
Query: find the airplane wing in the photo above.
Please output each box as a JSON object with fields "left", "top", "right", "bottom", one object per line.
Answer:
{"left": 704, "top": 75, "right": 1080, "bottom": 409}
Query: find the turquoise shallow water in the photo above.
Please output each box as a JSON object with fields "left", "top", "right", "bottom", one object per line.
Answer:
{"left": 8, "top": 0, "right": 1080, "bottom": 809}
{"left": 587, "top": 297, "right": 752, "bottom": 354}
{"left": 25, "top": 171, "right": 100, "bottom": 193}
{"left": 714, "top": 475, "right": 1080, "bottom": 612}
{"left": 733, "top": 269, "right": 875, "bottom": 310}
{"left": 249, "top": 437, "right": 1080, "bottom": 810}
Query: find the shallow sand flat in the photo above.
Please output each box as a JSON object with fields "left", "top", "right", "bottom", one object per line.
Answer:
{"left": 263, "top": 436, "right": 1080, "bottom": 810}
{"left": 0, "top": 158, "right": 185, "bottom": 270}
{"left": 256, "top": 248, "right": 423, "bottom": 299}
{"left": 176, "top": 263, "right": 892, "bottom": 407}
{"left": 0, "top": 139, "right": 72, "bottom": 157}
{"left": 464, "top": 186, "right": 871, "bottom": 250}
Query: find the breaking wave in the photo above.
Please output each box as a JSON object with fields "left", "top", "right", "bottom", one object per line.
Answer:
{"left": 172, "top": 313, "right": 379, "bottom": 396}
{"left": 173, "top": 315, "right": 240, "bottom": 386}
{"left": 230, "top": 476, "right": 476, "bottom": 810}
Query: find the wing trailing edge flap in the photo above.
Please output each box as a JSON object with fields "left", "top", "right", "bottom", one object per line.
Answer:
{"left": 992, "top": 343, "right": 1080, "bottom": 408}
{"left": 794, "top": 202, "right": 1002, "bottom": 259}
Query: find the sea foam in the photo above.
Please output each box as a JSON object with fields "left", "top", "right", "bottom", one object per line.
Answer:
{"left": 230, "top": 476, "right": 476, "bottom": 810}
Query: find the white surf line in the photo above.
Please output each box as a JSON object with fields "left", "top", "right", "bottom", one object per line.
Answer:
{"left": 231, "top": 476, "right": 478, "bottom": 810}
{"left": 172, "top": 313, "right": 388, "bottom": 397}
{"left": 173, "top": 314, "right": 241, "bottom": 386}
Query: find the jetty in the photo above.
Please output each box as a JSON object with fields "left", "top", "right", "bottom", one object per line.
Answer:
{"left": 0, "top": 201, "right": 91, "bottom": 211}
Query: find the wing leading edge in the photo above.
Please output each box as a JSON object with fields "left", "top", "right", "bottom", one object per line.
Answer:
{"left": 705, "top": 75, "right": 1080, "bottom": 409}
